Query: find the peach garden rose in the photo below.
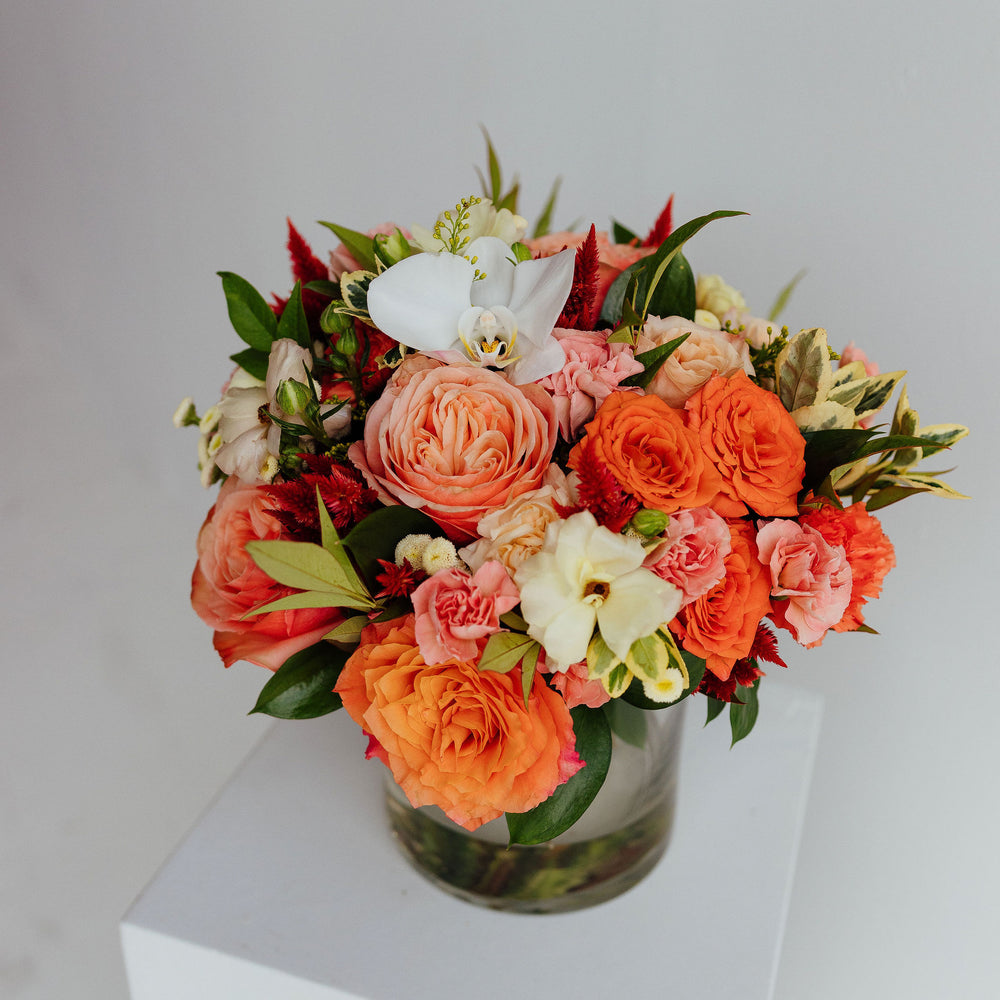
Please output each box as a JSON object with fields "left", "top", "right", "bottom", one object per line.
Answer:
{"left": 348, "top": 356, "right": 557, "bottom": 541}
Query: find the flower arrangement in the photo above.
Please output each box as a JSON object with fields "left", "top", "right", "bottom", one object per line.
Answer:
{"left": 178, "top": 138, "right": 968, "bottom": 845}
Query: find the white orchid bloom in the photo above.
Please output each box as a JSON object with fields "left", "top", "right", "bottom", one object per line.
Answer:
{"left": 515, "top": 511, "right": 683, "bottom": 672}
{"left": 366, "top": 235, "right": 576, "bottom": 384}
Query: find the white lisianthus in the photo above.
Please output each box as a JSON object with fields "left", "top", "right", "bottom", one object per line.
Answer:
{"left": 515, "top": 511, "right": 683, "bottom": 672}
{"left": 213, "top": 339, "right": 351, "bottom": 484}
{"left": 410, "top": 199, "right": 527, "bottom": 252}
{"left": 366, "top": 235, "right": 575, "bottom": 384}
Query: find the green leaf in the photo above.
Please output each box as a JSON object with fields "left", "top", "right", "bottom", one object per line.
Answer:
{"left": 244, "top": 539, "right": 369, "bottom": 599}
{"left": 532, "top": 176, "right": 561, "bottom": 238}
{"left": 611, "top": 219, "right": 640, "bottom": 245}
{"left": 639, "top": 211, "right": 747, "bottom": 319}
{"left": 600, "top": 263, "right": 645, "bottom": 327}
{"left": 767, "top": 268, "right": 807, "bottom": 322}
{"left": 602, "top": 698, "right": 648, "bottom": 749}
{"left": 481, "top": 125, "right": 503, "bottom": 203}
{"left": 620, "top": 332, "right": 691, "bottom": 389}
{"left": 323, "top": 615, "right": 368, "bottom": 644}
{"left": 342, "top": 505, "right": 441, "bottom": 589}
{"left": 506, "top": 706, "right": 612, "bottom": 845}
{"left": 304, "top": 279, "right": 341, "bottom": 298}
{"left": 315, "top": 486, "right": 358, "bottom": 580}
{"left": 245, "top": 589, "right": 360, "bottom": 615}
{"left": 521, "top": 642, "right": 540, "bottom": 707}
{"left": 478, "top": 631, "right": 541, "bottom": 674}
{"left": 499, "top": 609, "right": 529, "bottom": 631}
{"left": 229, "top": 347, "right": 269, "bottom": 381}
{"left": 705, "top": 696, "right": 726, "bottom": 725}
{"left": 644, "top": 250, "right": 696, "bottom": 322}
{"left": 729, "top": 679, "right": 760, "bottom": 746}
{"left": 317, "top": 222, "right": 377, "bottom": 271}
{"left": 801, "top": 428, "right": 877, "bottom": 492}
{"left": 218, "top": 271, "right": 278, "bottom": 350}
{"left": 276, "top": 281, "right": 311, "bottom": 349}
{"left": 249, "top": 643, "right": 348, "bottom": 719}
{"left": 775, "top": 327, "right": 833, "bottom": 412}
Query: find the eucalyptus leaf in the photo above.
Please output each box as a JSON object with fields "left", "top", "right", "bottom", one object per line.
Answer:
{"left": 218, "top": 271, "right": 278, "bottom": 351}
{"left": 506, "top": 706, "right": 612, "bottom": 845}
{"left": 249, "top": 643, "right": 348, "bottom": 719}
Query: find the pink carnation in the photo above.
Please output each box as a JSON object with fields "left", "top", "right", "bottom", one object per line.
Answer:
{"left": 538, "top": 329, "right": 644, "bottom": 439}
{"left": 410, "top": 561, "right": 520, "bottom": 665}
{"left": 540, "top": 658, "right": 610, "bottom": 710}
{"left": 645, "top": 506, "right": 732, "bottom": 605}
{"left": 756, "top": 519, "right": 853, "bottom": 648}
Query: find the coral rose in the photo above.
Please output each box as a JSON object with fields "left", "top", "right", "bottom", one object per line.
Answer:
{"left": 670, "top": 520, "right": 772, "bottom": 681}
{"left": 540, "top": 658, "right": 611, "bottom": 710}
{"left": 569, "top": 391, "right": 723, "bottom": 514}
{"left": 191, "top": 476, "right": 342, "bottom": 670}
{"left": 685, "top": 372, "right": 806, "bottom": 518}
{"left": 756, "top": 519, "right": 852, "bottom": 648}
{"left": 348, "top": 357, "right": 557, "bottom": 541}
{"left": 410, "top": 561, "right": 519, "bottom": 665}
{"left": 335, "top": 616, "right": 583, "bottom": 830}
{"left": 636, "top": 316, "right": 755, "bottom": 408}
{"left": 800, "top": 499, "right": 895, "bottom": 632}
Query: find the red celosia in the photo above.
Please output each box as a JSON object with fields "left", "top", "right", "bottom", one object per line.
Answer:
{"left": 799, "top": 497, "right": 896, "bottom": 631}
{"left": 266, "top": 456, "right": 378, "bottom": 541}
{"left": 555, "top": 224, "right": 601, "bottom": 330}
{"left": 747, "top": 622, "right": 788, "bottom": 669}
{"left": 558, "top": 438, "right": 639, "bottom": 533}
{"left": 643, "top": 194, "right": 674, "bottom": 247}
{"left": 374, "top": 558, "right": 426, "bottom": 599}
{"left": 698, "top": 655, "right": 763, "bottom": 702}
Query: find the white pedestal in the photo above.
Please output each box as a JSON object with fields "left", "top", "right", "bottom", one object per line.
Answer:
{"left": 122, "top": 684, "right": 822, "bottom": 1000}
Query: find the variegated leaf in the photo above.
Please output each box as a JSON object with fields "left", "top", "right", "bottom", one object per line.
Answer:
{"left": 339, "top": 269, "right": 374, "bottom": 315}
{"left": 602, "top": 663, "right": 632, "bottom": 699}
{"left": 586, "top": 632, "right": 620, "bottom": 680}
{"left": 912, "top": 422, "right": 970, "bottom": 456}
{"left": 776, "top": 327, "right": 834, "bottom": 411}
{"left": 791, "top": 400, "right": 856, "bottom": 432}
{"left": 825, "top": 378, "right": 867, "bottom": 411}
{"left": 829, "top": 361, "right": 867, "bottom": 390}
{"left": 850, "top": 370, "right": 905, "bottom": 420}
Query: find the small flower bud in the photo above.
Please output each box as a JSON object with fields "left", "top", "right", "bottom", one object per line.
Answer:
{"left": 274, "top": 378, "right": 312, "bottom": 416}
{"left": 630, "top": 508, "right": 668, "bottom": 537}
{"left": 335, "top": 326, "right": 359, "bottom": 357}
{"left": 172, "top": 397, "right": 198, "bottom": 428}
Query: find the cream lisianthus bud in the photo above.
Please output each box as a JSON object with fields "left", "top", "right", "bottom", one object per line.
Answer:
{"left": 696, "top": 274, "right": 747, "bottom": 320}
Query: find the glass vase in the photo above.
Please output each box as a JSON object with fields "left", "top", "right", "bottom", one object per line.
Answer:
{"left": 384, "top": 700, "right": 685, "bottom": 913}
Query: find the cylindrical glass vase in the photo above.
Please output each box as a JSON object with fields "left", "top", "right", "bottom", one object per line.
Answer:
{"left": 384, "top": 701, "right": 684, "bottom": 913}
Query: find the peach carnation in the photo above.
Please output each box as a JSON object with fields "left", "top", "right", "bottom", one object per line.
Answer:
{"left": 636, "top": 316, "right": 754, "bottom": 408}
{"left": 190, "top": 476, "right": 342, "bottom": 670}
{"left": 670, "top": 520, "right": 772, "bottom": 681}
{"left": 538, "top": 328, "right": 644, "bottom": 439}
{"left": 685, "top": 372, "right": 806, "bottom": 518}
{"left": 800, "top": 499, "right": 895, "bottom": 631}
{"left": 570, "top": 391, "right": 722, "bottom": 515}
{"left": 540, "top": 658, "right": 611, "bottom": 710}
{"left": 756, "top": 519, "right": 852, "bottom": 648}
{"left": 645, "top": 506, "right": 732, "bottom": 605}
{"left": 348, "top": 357, "right": 557, "bottom": 541}
{"left": 335, "top": 616, "right": 582, "bottom": 830}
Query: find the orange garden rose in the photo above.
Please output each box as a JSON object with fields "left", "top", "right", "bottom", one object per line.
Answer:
{"left": 685, "top": 372, "right": 806, "bottom": 518}
{"left": 335, "top": 616, "right": 583, "bottom": 830}
{"left": 670, "top": 521, "right": 772, "bottom": 681}
{"left": 348, "top": 357, "right": 557, "bottom": 541}
{"left": 569, "top": 390, "right": 723, "bottom": 514}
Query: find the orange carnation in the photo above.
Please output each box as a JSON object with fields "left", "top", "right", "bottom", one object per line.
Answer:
{"left": 569, "top": 390, "right": 722, "bottom": 514}
{"left": 685, "top": 372, "right": 806, "bottom": 518}
{"left": 800, "top": 498, "right": 896, "bottom": 631}
{"left": 335, "top": 616, "right": 582, "bottom": 831}
{"left": 670, "top": 520, "right": 772, "bottom": 681}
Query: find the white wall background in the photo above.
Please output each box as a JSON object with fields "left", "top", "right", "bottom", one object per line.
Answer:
{"left": 2, "top": 1, "right": 998, "bottom": 997}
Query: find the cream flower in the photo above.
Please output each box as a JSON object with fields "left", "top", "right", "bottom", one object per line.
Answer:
{"left": 696, "top": 273, "right": 746, "bottom": 322}
{"left": 365, "top": 236, "right": 575, "bottom": 384}
{"left": 410, "top": 199, "right": 527, "bottom": 252}
{"left": 515, "top": 511, "right": 682, "bottom": 671}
